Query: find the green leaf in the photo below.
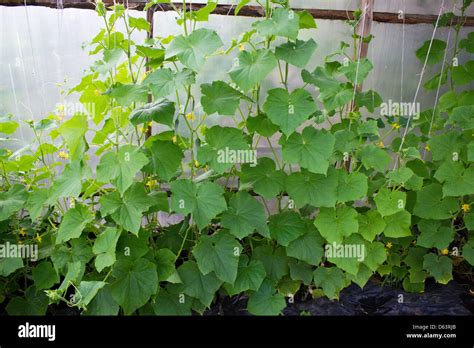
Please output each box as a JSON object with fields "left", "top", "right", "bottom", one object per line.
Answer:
{"left": 427, "top": 131, "right": 463, "bottom": 162}
{"left": 358, "top": 210, "right": 385, "bottom": 241}
{"left": 253, "top": 245, "right": 289, "bottom": 282}
{"left": 314, "top": 206, "right": 359, "bottom": 244}
{"left": 0, "top": 257, "right": 23, "bottom": 277}
{"left": 286, "top": 225, "right": 324, "bottom": 265}
{"left": 109, "top": 258, "right": 158, "bottom": 315}
{"left": 85, "top": 286, "right": 119, "bottom": 315}
{"left": 447, "top": 105, "right": 474, "bottom": 130}
{"left": 239, "top": 158, "right": 286, "bottom": 199}
{"left": 0, "top": 184, "right": 27, "bottom": 221}
{"left": 285, "top": 170, "right": 338, "bottom": 208}
{"left": 144, "top": 68, "right": 195, "bottom": 98}
{"left": 383, "top": 210, "right": 412, "bottom": 238}
{"left": 201, "top": 81, "right": 249, "bottom": 116}
{"left": 416, "top": 39, "right": 447, "bottom": 65}
{"left": 224, "top": 256, "right": 266, "bottom": 296}
{"left": 326, "top": 234, "right": 365, "bottom": 275}
{"left": 434, "top": 162, "right": 474, "bottom": 197}
{"left": 0, "top": 115, "right": 19, "bottom": 134}
{"left": 177, "top": 260, "right": 223, "bottom": 307}
{"left": 413, "top": 183, "right": 458, "bottom": 220}
{"left": 197, "top": 126, "right": 250, "bottom": 174}
{"left": 417, "top": 220, "right": 454, "bottom": 250}
{"left": 253, "top": 8, "right": 300, "bottom": 40}
{"left": 422, "top": 254, "right": 452, "bottom": 284}
{"left": 280, "top": 127, "right": 335, "bottom": 175}
{"left": 386, "top": 167, "right": 414, "bottom": 186}
{"left": 166, "top": 28, "right": 223, "bottom": 71}
{"left": 48, "top": 161, "right": 92, "bottom": 203}
{"left": 269, "top": 211, "right": 306, "bottom": 247}
{"left": 26, "top": 188, "right": 49, "bottom": 221}
{"left": 339, "top": 58, "right": 373, "bottom": 84}
{"left": 275, "top": 39, "right": 317, "bottom": 68}
{"left": 100, "top": 184, "right": 154, "bottom": 234}
{"left": 170, "top": 180, "right": 227, "bottom": 230}
{"left": 152, "top": 287, "right": 192, "bottom": 315}
{"left": 58, "top": 113, "right": 88, "bottom": 160}
{"left": 313, "top": 267, "right": 346, "bottom": 300}
{"left": 129, "top": 16, "right": 150, "bottom": 31}
{"left": 460, "top": 32, "right": 474, "bottom": 53}
{"left": 360, "top": 145, "right": 391, "bottom": 172}
{"left": 56, "top": 204, "right": 94, "bottom": 244}
{"left": 229, "top": 49, "right": 277, "bottom": 92}
{"left": 110, "top": 83, "right": 149, "bottom": 106}
{"left": 263, "top": 88, "right": 317, "bottom": 136}
{"left": 193, "top": 231, "right": 241, "bottom": 284}
{"left": 32, "top": 261, "right": 59, "bottom": 290}
{"left": 247, "top": 280, "right": 286, "bottom": 316}
{"left": 96, "top": 145, "right": 149, "bottom": 195}
{"left": 130, "top": 99, "right": 175, "bottom": 127}
{"left": 74, "top": 281, "right": 106, "bottom": 310}
{"left": 221, "top": 191, "right": 269, "bottom": 239}
{"left": 6, "top": 286, "right": 48, "bottom": 315}
{"left": 93, "top": 227, "right": 121, "bottom": 272}
{"left": 155, "top": 248, "right": 177, "bottom": 282}
{"left": 246, "top": 113, "right": 279, "bottom": 137}
{"left": 374, "top": 187, "right": 407, "bottom": 217}
{"left": 298, "top": 10, "right": 317, "bottom": 29}
{"left": 143, "top": 140, "right": 183, "bottom": 181}
{"left": 363, "top": 241, "right": 387, "bottom": 272}
{"left": 462, "top": 239, "right": 474, "bottom": 266}
{"left": 355, "top": 90, "right": 383, "bottom": 112}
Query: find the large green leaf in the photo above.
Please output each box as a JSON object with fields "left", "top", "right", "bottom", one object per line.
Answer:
{"left": 275, "top": 39, "right": 317, "bottom": 68}
{"left": 57, "top": 113, "right": 88, "bottom": 160}
{"left": 269, "top": 211, "right": 306, "bottom": 247}
{"left": 447, "top": 105, "right": 474, "bottom": 130}
{"left": 0, "top": 184, "right": 27, "bottom": 221}
{"left": 56, "top": 204, "right": 94, "bottom": 244}
{"left": 144, "top": 68, "right": 195, "bottom": 98}
{"left": 360, "top": 145, "right": 391, "bottom": 172}
{"left": 422, "top": 254, "right": 452, "bottom": 284}
{"left": 96, "top": 145, "right": 149, "bottom": 195}
{"left": 357, "top": 210, "right": 385, "bottom": 241}
{"left": 434, "top": 162, "right": 474, "bottom": 197}
{"left": 417, "top": 220, "right": 454, "bottom": 250}
{"left": 143, "top": 140, "right": 183, "bottom": 181}
{"left": 201, "top": 81, "right": 250, "bottom": 116}
{"left": 338, "top": 58, "right": 373, "bottom": 84}
{"left": 413, "top": 183, "right": 458, "bottom": 220}
{"left": 193, "top": 231, "right": 241, "bottom": 284}
{"left": 263, "top": 88, "right": 317, "bottom": 136}
{"left": 313, "top": 267, "right": 346, "bottom": 300}
{"left": 129, "top": 99, "right": 175, "bottom": 127}
{"left": 239, "top": 158, "right": 286, "bottom": 199}
{"left": 32, "top": 261, "right": 59, "bottom": 290}
{"left": 247, "top": 280, "right": 286, "bottom": 316}
{"left": 177, "top": 261, "right": 223, "bottom": 307}
{"left": 286, "top": 224, "right": 324, "bottom": 265}
{"left": 166, "top": 28, "right": 223, "bottom": 71}
{"left": 48, "top": 161, "right": 92, "bottom": 203}
{"left": 253, "top": 8, "right": 300, "bottom": 40}
{"left": 100, "top": 184, "right": 154, "bottom": 234}
{"left": 170, "top": 180, "right": 227, "bottom": 230}
{"left": 383, "top": 210, "right": 412, "bottom": 237}
{"left": 416, "top": 39, "right": 447, "bottom": 65}
{"left": 280, "top": 127, "right": 335, "bottom": 175}
{"left": 93, "top": 227, "right": 121, "bottom": 272}
{"left": 253, "top": 245, "right": 289, "bottom": 282}
{"left": 224, "top": 256, "right": 266, "bottom": 296}
{"left": 221, "top": 191, "right": 269, "bottom": 239}
{"left": 197, "top": 126, "right": 250, "bottom": 174}
{"left": 314, "top": 205, "right": 359, "bottom": 244}
{"left": 229, "top": 49, "right": 277, "bottom": 92}
{"left": 109, "top": 258, "right": 158, "bottom": 315}
{"left": 374, "top": 187, "right": 407, "bottom": 217}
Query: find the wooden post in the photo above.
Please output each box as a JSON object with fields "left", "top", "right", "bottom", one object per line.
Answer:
{"left": 144, "top": 5, "right": 154, "bottom": 139}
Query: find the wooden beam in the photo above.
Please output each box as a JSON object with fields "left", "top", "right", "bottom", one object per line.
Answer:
{"left": 2, "top": 0, "right": 474, "bottom": 26}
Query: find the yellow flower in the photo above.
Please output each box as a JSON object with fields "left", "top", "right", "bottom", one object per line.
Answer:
{"left": 147, "top": 121, "right": 153, "bottom": 127}
{"left": 194, "top": 160, "right": 200, "bottom": 167}
{"left": 238, "top": 44, "right": 245, "bottom": 51}
{"left": 146, "top": 179, "right": 157, "bottom": 188}
{"left": 376, "top": 141, "right": 385, "bottom": 148}
{"left": 35, "top": 233, "right": 42, "bottom": 244}
{"left": 441, "top": 248, "right": 449, "bottom": 255}
{"left": 462, "top": 204, "right": 471, "bottom": 213}
{"left": 58, "top": 151, "right": 69, "bottom": 160}
{"left": 186, "top": 112, "right": 196, "bottom": 122}
{"left": 391, "top": 123, "right": 401, "bottom": 129}
{"left": 19, "top": 228, "right": 27, "bottom": 237}
{"left": 172, "top": 135, "right": 177, "bottom": 144}
{"left": 386, "top": 242, "right": 392, "bottom": 249}
{"left": 94, "top": 89, "right": 101, "bottom": 97}
{"left": 56, "top": 104, "right": 65, "bottom": 113}
{"left": 424, "top": 144, "right": 431, "bottom": 151}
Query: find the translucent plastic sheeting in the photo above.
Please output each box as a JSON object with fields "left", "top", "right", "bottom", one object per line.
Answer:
{"left": 1, "top": 5, "right": 473, "bottom": 151}
{"left": 374, "top": 0, "right": 474, "bottom": 17}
